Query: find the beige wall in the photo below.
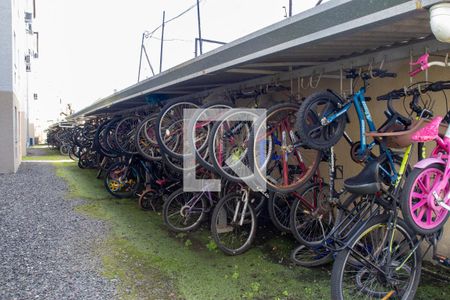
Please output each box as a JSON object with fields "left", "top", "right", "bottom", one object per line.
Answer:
{"left": 0, "top": 91, "right": 17, "bottom": 173}
{"left": 0, "top": 91, "right": 25, "bottom": 173}
{"left": 266, "top": 58, "right": 450, "bottom": 258}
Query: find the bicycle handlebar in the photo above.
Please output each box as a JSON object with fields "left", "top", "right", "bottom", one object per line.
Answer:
{"left": 409, "top": 53, "right": 450, "bottom": 77}
{"left": 344, "top": 69, "right": 397, "bottom": 80}
{"left": 371, "top": 69, "right": 397, "bottom": 79}
{"left": 377, "top": 81, "right": 450, "bottom": 101}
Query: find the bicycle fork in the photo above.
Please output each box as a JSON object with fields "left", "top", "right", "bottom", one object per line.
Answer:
{"left": 232, "top": 188, "right": 249, "bottom": 226}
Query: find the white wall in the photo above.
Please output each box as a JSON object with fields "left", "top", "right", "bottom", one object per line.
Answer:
{"left": 0, "top": 0, "right": 36, "bottom": 173}
{"left": 0, "top": 0, "right": 13, "bottom": 92}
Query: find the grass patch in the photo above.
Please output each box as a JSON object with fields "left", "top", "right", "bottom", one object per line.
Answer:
{"left": 24, "top": 146, "right": 69, "bottom": 161}
{"left": 23, "top": 155, "right": 70, "bottom": 161}
{"left": 54, "top": 163, "right": 450, "bottom": 300}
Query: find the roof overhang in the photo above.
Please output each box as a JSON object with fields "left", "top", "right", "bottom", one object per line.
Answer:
{"left": 69, "top": 0, "right": 450, "bottom": 119}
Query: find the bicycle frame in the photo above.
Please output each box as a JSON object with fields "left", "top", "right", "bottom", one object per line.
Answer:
{"left": 324, "top": 87, "right": 399, "bottom": 184}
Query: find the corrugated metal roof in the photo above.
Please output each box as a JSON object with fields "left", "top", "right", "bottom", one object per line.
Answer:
{"left": 70, "top": 0, "right": 450, "bottom": 118}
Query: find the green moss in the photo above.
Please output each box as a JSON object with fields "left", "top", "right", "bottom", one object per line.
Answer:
{"left": 22, "top": 155, "right": 70, "bottom": 161}
{"left": 53, "top": 163, "right": 336, "bottom": 299}
{"left": 24, "top": 147, "right": 69, "bottom": 161}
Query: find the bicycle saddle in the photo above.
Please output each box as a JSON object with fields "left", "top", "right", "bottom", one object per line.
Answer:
{"left": 344, "top": 160, "right": 381, "bottom": 194}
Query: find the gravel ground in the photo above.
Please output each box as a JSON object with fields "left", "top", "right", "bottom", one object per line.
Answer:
{"left": 0, "top": 163, "right": 117, "bottom": 300}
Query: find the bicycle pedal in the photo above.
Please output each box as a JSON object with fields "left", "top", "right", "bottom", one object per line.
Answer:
{"left": 381, "top": 290, "right": 395, "bottom": 300}
{"left": 434, "top": 254, "right": 450, "bottom": 267}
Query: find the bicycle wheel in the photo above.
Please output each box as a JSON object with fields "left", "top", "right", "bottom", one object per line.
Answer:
{"left": 138, "top": 189, "right": 160, "bottom": 211}
{"left": 104, "top": 162, "right": 141, "bottom": 198}
{"left": 156, "top": 99, "right": 200, "bottom": 159}
{"left": 114, "top": 116, "right": 141, "bottom": 155}
{"left": 162, "top": 188, "right": 207, "bottom": 232}
{"left": 208, "top": 109, "right": 256, "bottom": 183}
{"left": 290, "top": 244, "right": 333, "bottom": 267}
{"left": 136, "top": 113, "right": 162, "bottom": 161}
{"left": 289, "top": 182, "right": 334, "bottom": 247}
{"left": 211, "top": 192, "right": 257, "bottom": 255}
{"left": 94, "top": 119, "right": 119, "bottom": 158}
{"left": 60, "top": 144, "right": 69, "bottom": 156}
{"left": 401, "top": 163, "right": 449, "bottom": 235}
{"left": 331, "top": 214, "right": 422, "bottom": 300}
{"left": 268, "top": 191, "right": 293, "bottom": 232}
{"left": 296, "top": 91, "right": 346, "bottom": 150}
{"left": 189, "top": 101, "right": 233, "bottom": 174}
{"left": 103, "top": 118, "right": 122, "bottom": 157}
{"left": 250, "top": 103, "right": 321, "bottom": 193}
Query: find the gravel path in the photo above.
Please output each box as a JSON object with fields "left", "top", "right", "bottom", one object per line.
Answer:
{"left": 0, "top": 163, "right": 117, "bottom": 300}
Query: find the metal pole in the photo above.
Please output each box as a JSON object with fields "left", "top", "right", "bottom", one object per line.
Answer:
{"left": 196, "top": 0, "right": 203, "bottom": 55}
{"left": 159, "top": 11, "right": 165, "bottom": 73}
{"left": 289, "top": 0, "right": 292, "bottom": 17}
{"left": 137, "top": 32, "right": 145, "bottom": 82}
{"left": 195, "top": 38, "right": 198, "bottom": 57}
{"left": 143, "top": 47, "right": 155, "bottom": 76}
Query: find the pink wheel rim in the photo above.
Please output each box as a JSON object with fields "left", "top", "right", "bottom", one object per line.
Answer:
{"left": 408, "top": 167, "right": 449, "bottom": 230}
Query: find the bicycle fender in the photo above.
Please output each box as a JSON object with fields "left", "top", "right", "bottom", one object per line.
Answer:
{"left": 413, "top": 158, "right": 446, "bottom": 169}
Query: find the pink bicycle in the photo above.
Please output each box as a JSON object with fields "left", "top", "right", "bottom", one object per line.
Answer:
{"left": 401, "top": 53, "right": 450, "bottom": 235}
{"left": 401, "top": 116, "right": 450, "bottom": 235}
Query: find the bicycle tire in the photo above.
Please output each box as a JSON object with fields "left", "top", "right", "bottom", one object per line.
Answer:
{"left": 267, "top": 191, "right": 292, "bottom": 232}
{"left": 289, "top": 182, "right": 335, "bottom": 247}
{"left": 104, "top": 161, "right": 141, "bottom": 198}
{"left": 401, "top": 163, "right": 449, "bottom": 235}
{"left": 296, "top": 91, "right": 346, "bottom": 150}
{"left": 156, "top": 99, "right": 200, "bottom": 159}
{"left": 211, "top": 192, "right": 257, "bottom": 255}
{"left": 331, "top": 214, "right": 421, "bottom": 300}
{"left": 162, "top": 188, "right": 207, "bottom": 232}
{"left": 249, "top": 103, "right": 321, "bottom": 193}
{"left": 208, "top": 109, "right": 256, "bottom": 183}
{"left": 290, "top": 244, "right": 333, "bottom": 267}
{"left": 135, "top": 113, "right": 162, "bottom": 161}
{"left": 190, "top": 101, "right": 233, "bottom": 174}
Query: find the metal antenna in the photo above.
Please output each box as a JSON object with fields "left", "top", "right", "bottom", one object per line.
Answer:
{"left": 196, "top": 0, "right": 203, "bottom": 55}
{"left": 137, "top": 32, "right": 155, "bottom": 82}
{"left": 159, "top": 11, "right": 166, "bottom": 73}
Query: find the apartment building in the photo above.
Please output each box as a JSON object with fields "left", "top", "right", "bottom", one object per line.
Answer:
{"left": 0, "top": 0, "right": 37, "bottom": 173}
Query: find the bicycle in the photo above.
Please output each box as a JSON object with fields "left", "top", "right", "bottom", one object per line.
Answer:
{"left": 291, "top": 81, "right": 437, "bottom": 268}
{"left": 331, "top": 79, "right": 450, "bottom": 299}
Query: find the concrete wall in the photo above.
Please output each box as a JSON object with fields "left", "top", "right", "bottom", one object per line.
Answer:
{"left": 0, "top": 0, "right": 35, "bottom": 173}
{"left": 0, "top": 91, "right": 17, "bottom": 173}
{"left": 0, "top": 0, "right": 13, "bottom": 91}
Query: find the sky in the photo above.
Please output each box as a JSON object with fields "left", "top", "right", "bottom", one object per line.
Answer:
{"left": 31, "top": 0, "right": 328, "bottom": 122}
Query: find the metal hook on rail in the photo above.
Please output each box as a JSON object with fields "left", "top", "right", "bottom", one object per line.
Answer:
{"left": 300, "top": 77, "right": 309, "bottom": 89}
{"left": 368, "top": 59, "right": 375, "bottom": 79}
{"left": 309, "top": 69, "right": 323, "bottom": 89}
{"left": 379, "top": 57, "right": 385, "bottom": 70}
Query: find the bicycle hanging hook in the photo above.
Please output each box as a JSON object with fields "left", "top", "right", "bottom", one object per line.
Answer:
{"left": 309, "top": 69, "right": 323, "bottom": 89}
{"left": 300, "top": 77, "right": 309, "bottom": 89}
{"left": 368, "top": 59, "right": 375, "bottom": 79}
{"left": 378, "top": 56, "right": 385, "bottom": 70}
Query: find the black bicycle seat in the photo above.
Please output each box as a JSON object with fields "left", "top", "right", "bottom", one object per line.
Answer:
{"left": 344, "top": 160, "right": 381, "bottom": 194}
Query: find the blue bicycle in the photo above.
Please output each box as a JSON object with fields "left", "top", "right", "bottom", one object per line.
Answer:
{"left": 295, "top": 69, "right": 409, "bottom": 184}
